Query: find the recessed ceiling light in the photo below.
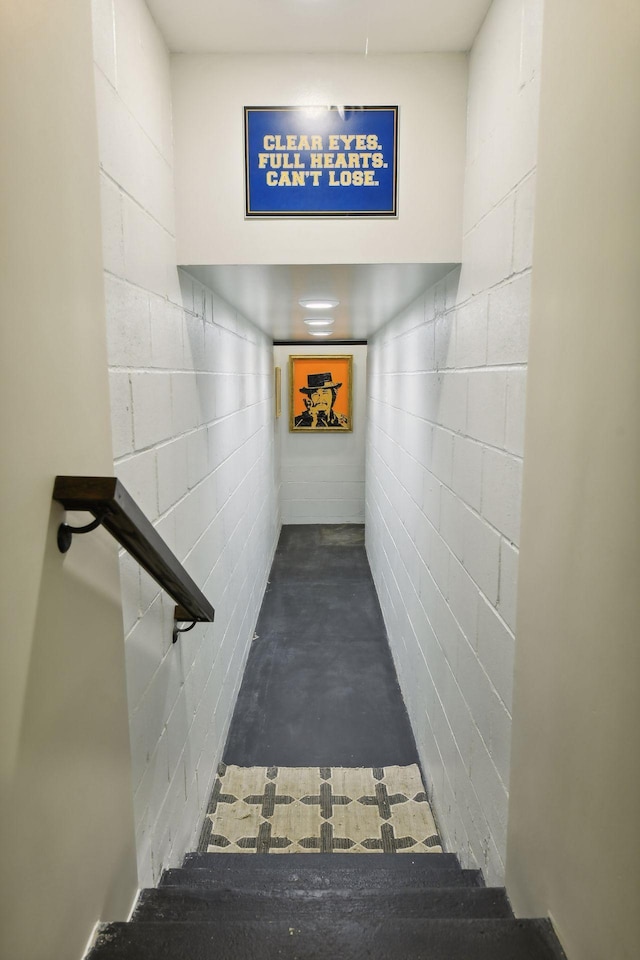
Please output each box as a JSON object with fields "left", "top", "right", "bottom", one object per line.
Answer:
{"left": 310, "top": 331, "right": 332, "bottom": 337}
{"left": 303, "top": 318, "right": 334, "bottom": 326}
{"left": 299, "top": 298, "right": 339, "bottom": 310}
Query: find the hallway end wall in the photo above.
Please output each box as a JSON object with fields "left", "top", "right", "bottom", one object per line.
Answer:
{"left": 274, "top": 345, "right": 367, "bottom": 524}
{"left": 92, "top": 0, "right": 281, "bottom": 889}
{"left": 366, "top": 0, "right": 542, "bottom": 885}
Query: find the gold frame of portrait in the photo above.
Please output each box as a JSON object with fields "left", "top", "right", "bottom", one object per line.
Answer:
{"left": 274, "top": 366, "right": 282, "bottom": 418}
{"left": 289, "top": 354, "right": 353, "bottom": 433}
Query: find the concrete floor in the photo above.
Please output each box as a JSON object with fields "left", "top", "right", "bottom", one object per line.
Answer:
{"left": 224, "top": 524, "right": 419, "bottom": 767}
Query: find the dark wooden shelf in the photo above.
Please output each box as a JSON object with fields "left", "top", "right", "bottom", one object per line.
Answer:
{"left": 53, "top": 476, "right": 215, "bottom": 623}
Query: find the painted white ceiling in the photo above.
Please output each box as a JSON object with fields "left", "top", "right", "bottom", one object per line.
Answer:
{"left": 147, "top": 0, "right": 491, "bottom": 55}
{"left": 183, "top": 263, "right": 456, "bottom": 341}
{"left": 157, "top": 2, "right": 480, "bottom": 341}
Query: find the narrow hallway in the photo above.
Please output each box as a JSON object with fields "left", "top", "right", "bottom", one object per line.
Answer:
{"left": 197, "top": 523, "right": 442, "bottom": 856}
{"left": 87, "top": 526, "right": 567, "bottom": 959}
{"left": 5, "top": 0, "right": 638, "bottom": 957}
{"left": 224, "top": 524, "right": 418, "bottom": 767}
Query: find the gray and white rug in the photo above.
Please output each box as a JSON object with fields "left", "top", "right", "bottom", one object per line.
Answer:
{"left": 198, "top": 764, "right": 442, "bottom": 854}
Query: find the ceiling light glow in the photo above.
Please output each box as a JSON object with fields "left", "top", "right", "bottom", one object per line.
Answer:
{"left": 303, "top": 318, "right": 334, "bottom": 326}
{"left": 299, "top": 298, "right": 339, "bottom": 310}
{"left": 310, "top": 331, "right": 332, "bottom": 337}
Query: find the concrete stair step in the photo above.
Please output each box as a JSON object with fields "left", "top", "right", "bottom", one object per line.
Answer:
{"left": 167, "top": 852, "right": 480, "bottom": 890}
{"left": 183, "top": 851, "right": 461, "bottom": 871}
{"left": 132, "top": 885, "right": 513, "bottom": 922}
{"left": 160, "top": 866, "right": 482, "bottom": 891}
{"left": 88, "top": 918, "right": 567, "bottom": 960}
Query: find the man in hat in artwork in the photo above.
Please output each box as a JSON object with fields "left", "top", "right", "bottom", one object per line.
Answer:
{"left": 294, "top": 371, "right": 349, "bottom": 428}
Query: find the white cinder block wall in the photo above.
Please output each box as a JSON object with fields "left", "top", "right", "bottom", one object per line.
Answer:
{"left": 92, "top": 0, "right": 280, "bottom": 887}
{"left": 366, "top": 0, "right": 543, "bottom": 884}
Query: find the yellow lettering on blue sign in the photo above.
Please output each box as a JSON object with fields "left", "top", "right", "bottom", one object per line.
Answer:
{"left": 328, "top": 170, "right": 379, "bottom": 186}
{"left": 325, "top": 134, "right": 380, "bottom": 151}
{"left": 263, "top": 134, "right": 324, "bottom": 150}
{"left": 260, "top": 133, "right": 386, "bottom": 187}
{"left": 266, "top": 170, "right": 324, "bottom": 187}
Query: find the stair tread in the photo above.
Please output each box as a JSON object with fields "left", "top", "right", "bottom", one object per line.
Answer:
{"left": 161, "top": 866, "right": 482, "bottom": 889}
{"left": 168, "top": 853, "right": 477, "bottom": 889}
{"left": 183, "top": 852, "right": 460, "bottom": 870}
{"left": 132, "top": 885, "right": 513, "bottom": 921}
{"left": 88, "top": 918, "right": 566, "bottom": 960}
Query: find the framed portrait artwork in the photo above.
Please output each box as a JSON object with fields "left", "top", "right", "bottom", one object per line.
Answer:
{"left": 289, "top": 355, "right": 353, "bottom": 432}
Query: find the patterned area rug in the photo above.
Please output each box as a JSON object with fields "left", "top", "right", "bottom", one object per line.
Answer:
{"left": 198, "top": 765, "right": 442, "bottom": 854}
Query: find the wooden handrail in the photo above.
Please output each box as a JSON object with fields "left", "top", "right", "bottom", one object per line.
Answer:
{"left": 53, "top": 476, "right": 215, "bottom": 626}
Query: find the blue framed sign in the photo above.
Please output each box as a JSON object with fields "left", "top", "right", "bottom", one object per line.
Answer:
{"left": 244, "top": 105, "right": 398, "bottom": 218}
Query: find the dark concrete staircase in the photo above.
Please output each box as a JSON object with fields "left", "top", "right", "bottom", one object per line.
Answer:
{"left": 88, "top": 853, "right": 567, "bottom": 959}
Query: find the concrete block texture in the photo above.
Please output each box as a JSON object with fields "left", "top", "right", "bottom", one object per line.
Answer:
{"left": 366, "top": 0, "right": 541, "bottom": 886}
{"left": 93, "top": 0, "right": 280, "bottom": 890}
{"left": 105, "top": 274, "right": 151, "bottom": 368}
{"left": 487, "top": 273, "right": 532, "bottom": 366}
{"left": 131, "top": 372, "right": 173, "bottom": 449}
{"left": 481, "top": 447, "right": 523, "bottom": 546}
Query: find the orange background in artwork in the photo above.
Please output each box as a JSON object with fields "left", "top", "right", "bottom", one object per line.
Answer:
{"left": 291, "top": 356, "right": 352, "bottom": 421}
